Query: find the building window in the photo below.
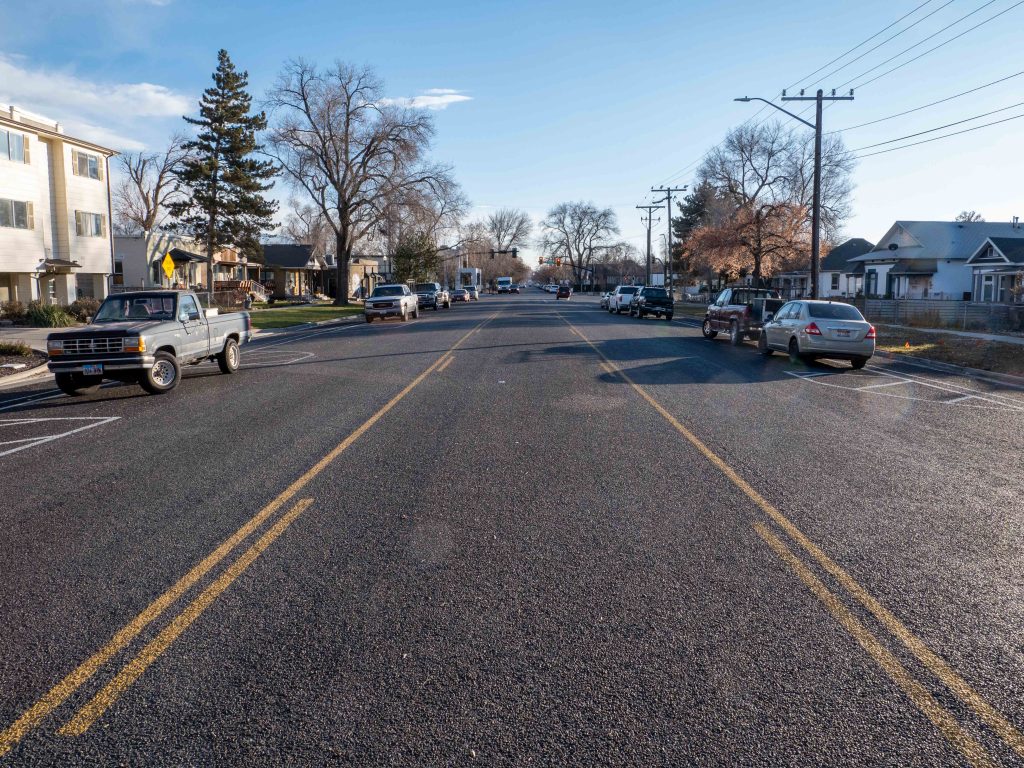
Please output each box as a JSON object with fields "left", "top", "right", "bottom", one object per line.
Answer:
{"left": 0, "top": 129, "right": 29, "bottom": 164}
{"left": 113, "top": 260, "right": 124, "bottom": 286}
{"left": 75, "top": 211, "right": 106, "bottom": 237}
{"left": 72, "top": 150, "right": 102, "bottom": 180}
{"left": 0, "top": 199, "right": 33, "bottom": 229}
{"left": 830, "top": 273, "right": 840, "bottom": 291}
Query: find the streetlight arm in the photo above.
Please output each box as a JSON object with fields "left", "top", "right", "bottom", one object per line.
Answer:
{"left": 734, "top": 97, "right": 814, "bottom": 129}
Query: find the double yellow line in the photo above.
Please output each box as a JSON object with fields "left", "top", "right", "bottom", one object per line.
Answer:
{"left": 561, "top": 314, "right": 1022, "bottom": 767}
{"left": 0, "top": 313, "right": 494, "bottom": 756}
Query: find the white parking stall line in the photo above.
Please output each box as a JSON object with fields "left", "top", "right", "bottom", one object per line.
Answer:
{"left": 867, "top": 364, "right": 1024, "bottom": 406}
{"left": 0, "top": 416, "right": 121, "bottom": 458}
{"left": 945, "top": 395, "right": 980, "bottom": 404}
{"left": 0, "top": 392, "right": 64, "bottom": 413}
{"left": 857, "top": 380, "right": 910, "bottom": 390}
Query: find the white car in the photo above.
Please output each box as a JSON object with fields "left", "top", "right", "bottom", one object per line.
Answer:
{"left": 608, "top": 285, "right": 640, "bottom": 314}
{"left": 365, "top": 284, "right": 419, "bottom": 322}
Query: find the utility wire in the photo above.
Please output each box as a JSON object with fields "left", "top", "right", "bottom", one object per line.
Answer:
{"left": 855, "top": 111, "right": 1024, "bottom": 157}
{"left": 849, "top": 100, "right": 1024, "bottom": 150}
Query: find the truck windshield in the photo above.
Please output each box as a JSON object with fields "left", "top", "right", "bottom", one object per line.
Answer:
{"left": 94, "top": 295, "right": 176, "bottom": 322}
{"left": 644, "top": 288, "right": 668, "bottom": 298}
{"left": 415, "top": 284, "right": 436, "bottom": 292}
{"left": 372, "top": 286, "right": 405, "bottom": 297}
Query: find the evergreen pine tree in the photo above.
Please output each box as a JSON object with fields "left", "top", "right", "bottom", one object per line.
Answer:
{"left": 170, "top": 49, "right": 277, "bottom": 301}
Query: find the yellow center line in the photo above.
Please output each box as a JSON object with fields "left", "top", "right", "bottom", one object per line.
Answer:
{"left": 437, "top": 354, "right": 455, "bottom": 373}
{"left": 60, "top": 498, "right": 315, "bottom": 736}
{"left": 753, "top": 522, "right": 997, "bottom": 768}
{"left": 559, "top": 313, "right": 1024, "bottom": 758}
{"left": 0, "top": 312, "right": 497, "bottom": 755}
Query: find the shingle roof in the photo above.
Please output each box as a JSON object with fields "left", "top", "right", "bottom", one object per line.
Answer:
{"left": 988, "top": 237, "right": 1024, "bottom": 265}
{"left": 888, "top": 259, "right": 937, "bottom": 276}
{"left": 853, "top": 221, "right": 1024, "bottom": 262}
{"left": 821, "top": 238, "right": 874, "bottom": 270}
{"left": 262, "top": 244, "right": 317, "bottom": 269}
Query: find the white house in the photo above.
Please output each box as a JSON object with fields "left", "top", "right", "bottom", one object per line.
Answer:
{"left": 0, "top": 106, "right": 116, "bottom": 305}
{"left": 966, "top": 236, "right": 1024, "bottom": 303}
{"left": 850, "top": 221, "right": 1024, "bottom": 300}
{"left": 771, "top": 237, "right": 875, "bottom": 298}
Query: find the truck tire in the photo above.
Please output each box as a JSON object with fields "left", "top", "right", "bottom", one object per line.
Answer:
{"left": 702, "top": 319, "right": 717, "bottom": 339}
{"left": 400, "top": 308, "right": 408, "bottom": 322}
{"left": 729, "top": 320, "right": 743, "bottom": 346}
{"left": 413, "top": 305, "right": 420, "bottom": 319}
{"left": 758, "top": 332, "right": 774, "bottom": 356}
{"left": 433, "top": 302, "right": 439, "bottom": 311}
{"left": 665, "top": 313, "right": 673, "bottom": 321}
{"left": 141, "top": 351, "right": 180, "bottom": 394}
{"left": 55, "top": 372, "right": 101, "bottom": 396}
{"left": 217, "top": 338, "right": 240, "bottom": 374}
{"left": 365, "top": 315, "right": 373, "bottom": 323}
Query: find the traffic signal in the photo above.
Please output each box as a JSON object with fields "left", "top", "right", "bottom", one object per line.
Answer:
{"left": 538, "top": 257, "right": 544, "bottom": 266}
{"left": 511, "top": 248, "right": 518, "bottom": 258}
{"left": 555, "top": 258, "right": 562, "bottom": 266}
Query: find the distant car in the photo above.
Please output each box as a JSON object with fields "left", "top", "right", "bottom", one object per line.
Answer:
{"left": 759, "top": 300, "right": 875, "bottom": 369}
{"left": 452, "top": 288, "right": 470, "bottom": 302}
{"left": 466, "top": 286, "right": 480, "bottom": 300}
{"left": 629, "top": 286, "right": 673, "bottom": 320}
{"left": 556, "top": 285, "right": 572, "bottom": 300}
{"left": 608, "top": 285, "right": 639, "bottom": 314}
{"left": 511, "top": 284, "right": 521, "bottom": 294}
{"left": 546, "top": 284, "right": 558, "bottom": 293}
{"left": 365, "top": 284, "right": 419, "bottom": 323}
{"left": 599, "top": 291, "right": 612, "bottom": 309}
{"left": 414, "top": 282, "right": 450, "bottom": 310}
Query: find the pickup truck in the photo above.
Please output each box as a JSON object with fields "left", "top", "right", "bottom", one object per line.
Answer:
{"left": 628, "top": 286, "right": 674, "bottom": 320}
{"left": 608, "top": 285, "right": 640, "bottom": 314}
{"left": 46, "top": 290, "right": 251, "bottom": 395}
{"left": 701, "top": 287, "right": 784, "bottom": 346}
{"left": 365, "top": 283, "right": 420, "bottom": 322}
{"left": 414, "top": 282, "right": 450, "bottom": 310}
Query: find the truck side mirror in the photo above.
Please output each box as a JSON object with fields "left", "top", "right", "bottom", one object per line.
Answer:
{"left": 187, "top": 311, "right": 201, "bottom": 322}
{"left": 765, "top": 312, "right": 774, "bottom": 322}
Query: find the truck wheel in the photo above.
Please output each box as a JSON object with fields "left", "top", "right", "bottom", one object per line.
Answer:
{"left": 702, "top": 319, "right": 718, "bottom": 339}
{"left": 665, "top": 314, "right": 673, "bottom": 321}
{"left": 55, "top": 372, "right": 101, "bottom": 396}
{"left": 141, "top": 351, "right": 180, "bottom": 394}
{"left": 433, "top": 303, "right": 439, "bottom": 311}
{"left": 758, "top": 332, "right": 774, "bottom": 356}
{"left": 217, "top": 338, "right": 240, "bottom": 374}
{"left": 400, "top": 308, "right": 408, "bottom": 322}
{"left": 365, "top": 315, "right": 373, "bottom": 323}
{"left": 413, "top": 305, "right": 420, "bottom": 319}
{"left": 729, "top": 320, "right": 743, "bottom": 346}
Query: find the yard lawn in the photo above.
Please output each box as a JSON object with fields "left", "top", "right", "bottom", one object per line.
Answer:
{"left": 249, "top": 304, "right": 362, "bottom": 330}
{"left": 876, "top": 324, "right": 1024, "bottom": 378}
{"left": 674, "top": 302, "right": 708, "bottom": 318}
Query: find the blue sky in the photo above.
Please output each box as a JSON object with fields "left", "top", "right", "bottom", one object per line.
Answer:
{"left": 2, "top": 0, "right": 1022, "bottom": 256}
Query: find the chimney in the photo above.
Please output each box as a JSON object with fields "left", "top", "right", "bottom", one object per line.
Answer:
{"left": 1014, "top": 216, "right": 1020, "bottom": 230}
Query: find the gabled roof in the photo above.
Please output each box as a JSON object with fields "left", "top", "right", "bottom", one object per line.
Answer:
{"left": 852, "top": 221, "right": 1024, "bottom": 262}
{"left": 821, "top": 238, "right": 874, "bottom": 270}
{"left": 262, "top": 244, "right": 320, "bottom": 270}
{"left": 968, "top": 237, "right": 1024, "bottom": 266}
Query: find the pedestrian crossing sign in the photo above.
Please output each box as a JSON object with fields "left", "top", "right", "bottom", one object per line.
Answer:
{"left": 161, "top": 252, "right": 175, "bottom": 279}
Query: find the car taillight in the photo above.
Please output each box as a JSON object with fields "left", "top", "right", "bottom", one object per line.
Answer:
{"left": 804, "top": 322, "right": 822, "bottom": 336}
{"left": 865, "top": 325, "right": 876, "bottom": 339}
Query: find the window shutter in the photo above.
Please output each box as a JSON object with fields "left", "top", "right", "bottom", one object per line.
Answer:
{"left": 71, "top": 150, "right": 79, "bottom": 176}
{"left": 22, "top": 135, "right": 30, "bottom": 165}
{"left": 100, "top": 215, "right": 107, "bottom": 237}
{"left": 75, "top": 211, "right": 83, "bottom": 237}
{"left": 97, "top": 157, "right": 104, "bottom": 181}
{"left": 26, "top": 202, "right": 33, "bottom": 230}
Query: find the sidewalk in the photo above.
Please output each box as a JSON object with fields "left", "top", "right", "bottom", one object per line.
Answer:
{"left": 878, "top": 323, "right": 1024, "bottom": 347}
{"left": 0, "top": 326, "right": 58, "bottom": 353}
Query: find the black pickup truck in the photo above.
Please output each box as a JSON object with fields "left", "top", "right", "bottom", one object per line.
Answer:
{"left": 628, "top": 286, "right": 674, "bottom": 320}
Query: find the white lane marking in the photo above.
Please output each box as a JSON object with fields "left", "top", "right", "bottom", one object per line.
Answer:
{"left": 866, "top": 364, "right": 1024, "bottom": 406}
{"left": 252, "top": 322, "right": 360, "bottom": 351}
{"left": 945, "top": 395, "right": 978, "bottom": 404}
{"left": 0, "top": 416, "right": 120, "bottom": 458}
{"left": 857, "top": 380, "right": 910, "bottom": 390}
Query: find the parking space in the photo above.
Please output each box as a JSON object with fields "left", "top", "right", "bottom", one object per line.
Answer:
{"left": 0, "top": 416, "right": 121, "bottom": 458}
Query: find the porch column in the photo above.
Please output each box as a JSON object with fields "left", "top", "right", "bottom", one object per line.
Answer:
{"left": 14, "top": 273, "right": 36, "bottom": 303}
{"left": 54, "top": 273, "right": 76, "bottom": 305}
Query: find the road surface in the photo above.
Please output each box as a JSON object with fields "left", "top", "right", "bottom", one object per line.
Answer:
{"left": 1, "top": 293, "right": 1023, "bottom": 766}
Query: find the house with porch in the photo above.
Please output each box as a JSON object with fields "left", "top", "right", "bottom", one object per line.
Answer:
{"left": 0, "top": 106, "right": 116, "bottom": 305}
{"left": 114, "top": 233, "right": 245, "bottom": 291}
{"left": 849, "top": 220, "right": 1024, "bottom": 299}
{"left": 966, "top": 237, "right": 1024, "bottom": 303}
{"left": 770, "top": 238, "right": 875, "bottom": 298}
{"left": 262, "top": 244, "right": 327, "bottom": 299}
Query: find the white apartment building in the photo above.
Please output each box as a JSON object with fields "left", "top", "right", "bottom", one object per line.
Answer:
{"left": 0, "top": 106, "right": 116, "bottom": 306}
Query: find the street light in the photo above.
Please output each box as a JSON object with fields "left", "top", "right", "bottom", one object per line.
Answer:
{"left": 734, "top": 88, "right": 853, "bottom": 298}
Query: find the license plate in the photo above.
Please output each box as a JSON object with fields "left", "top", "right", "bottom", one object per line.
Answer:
{"left": 82, "top": 363, "right": 103, "bottom": 375}
{"left": 836, "top": 329, "right": 851, "bottom": 338}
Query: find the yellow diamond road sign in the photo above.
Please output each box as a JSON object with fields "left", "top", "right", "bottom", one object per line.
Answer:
{"left": 161, "top": 252, "right": 175, "bottom": 280}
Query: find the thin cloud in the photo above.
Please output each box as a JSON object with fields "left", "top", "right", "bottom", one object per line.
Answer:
{"left": 0, "top": 53, "right": 190, "bottom": 150}
{"left": 384, "top": 89, "right": 472, "bottom": 111}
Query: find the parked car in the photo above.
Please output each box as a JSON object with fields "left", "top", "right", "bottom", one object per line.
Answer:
{"left": 599, "top": 291, "right": 612, "bottom": 309}
{"left": 629, "top": 286, "right": 673, "bottom": 320}
{"left": 415, "top": 282, "right": 450, "bottom": 310}
{"left": 608, "top": 285, "right": 640, "bottom": 314}
{"left": 759, "top": 300, "right": 875, "bottom": 368}
{"left": 452, "top": 288, "right": 470, "bottom": 302}
{"left": 466, "top": 285, "right": 481, "bottom": 300}
{"left": 556, "top": 285, "right": 572, "bottom": 300}
{"left": 46, "top": 290, "right": 251, "bottom": 396}
{"left": 365, "top": 284, "right": 419, "bottom": 323}
{"left": 511, "top": 284, "right": 521, "bottom": 294}
{"left": 702, "top": 287, "right": 784, "bottom": 345}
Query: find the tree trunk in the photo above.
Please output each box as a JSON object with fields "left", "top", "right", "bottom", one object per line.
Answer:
{"left": 334, "top": 229, "right": 349, "bottom": 306}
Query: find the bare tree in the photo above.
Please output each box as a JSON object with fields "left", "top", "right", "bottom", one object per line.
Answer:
{"left": 265, "top": 60, "right": 457, "bottom": 304}
{"left": 955, "top": 210, "right": 985, "bottom": 223}
{"left": 486, "top": 208, "right": 532, "bottom": 251}
{"left": 537, "top": 202, "right": 619, "bottom": 286}
{"left": 281, "top": 199, "right": 331, "bottom": 257}
{"left": 113, "top": 135, "right": 192, "bottom": 235}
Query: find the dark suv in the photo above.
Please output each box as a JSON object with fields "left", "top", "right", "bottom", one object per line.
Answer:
{"left": 556, "top": 285, "right": 572, "bottom": 300}
{"left": 414, "top": 282, "right": 450, "bottom": 310}
{"left": 629, "top": 286, "right": 673, "bottom": 320}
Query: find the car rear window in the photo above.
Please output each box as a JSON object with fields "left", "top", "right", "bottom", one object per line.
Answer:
{"left": 807, "top": 303, "right": 864, "bottom": 320}
{"left": 619, "top": 286, "right": 638, "bottom": 294}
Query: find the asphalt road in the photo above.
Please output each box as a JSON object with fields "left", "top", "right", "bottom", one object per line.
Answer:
{"left": 1, "top": 292, "right": 1023, "bottom": 766}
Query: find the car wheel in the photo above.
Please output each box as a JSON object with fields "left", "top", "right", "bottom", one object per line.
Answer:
{"left": 729, "top": 320, "right": 743, "bottom": 346}
{"left": 758, "top": 332, "right": 774, "bottom": 356}
{"left": 141, "top": 351, "right": 180, "bottom": 394}
{"left": 788, "top": 338, "right": 803, "bottom": 364}
{"left": 413, "top": 305, "right": 420, "bottom": 319}
{"left": 365, "top": 315, "right": 373, "bottom": 323}
{"left": 665, "top": 314, "right": 673, "bottom": 321}
{"left": 702, "top": 319, "right": 718, "bottom": 339}
{"left": 433, "top": 303, "right": 439, "bottom": 311}
{"left": 851, "top": 356, "right": 869, "bottom": 370}
{"left": 55, "top": 372, "right": 101, "bottom": 396}
{"left": 217, "top": 338, "right": 240, "bottom": 374}
{"left": 400, "top": 308, "right": 408, "bottom": 322}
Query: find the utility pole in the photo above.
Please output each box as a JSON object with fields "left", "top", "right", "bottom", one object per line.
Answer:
{"left": 636, "top": 204, "right": 661, "bottom": 285}
{"left": 736, "top": 88, "right": 853, "bottom": 298}
{"left": 649, "top": 185, "right": 686, "bottom": 298}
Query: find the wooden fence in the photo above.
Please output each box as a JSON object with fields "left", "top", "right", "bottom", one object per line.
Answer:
{"left": 848, "top": 298, "right": 1024, "bottom": 332}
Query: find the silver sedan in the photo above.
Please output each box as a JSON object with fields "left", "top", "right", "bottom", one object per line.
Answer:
{"left": 759, "top": 300, "right": 875, "bottom": 369}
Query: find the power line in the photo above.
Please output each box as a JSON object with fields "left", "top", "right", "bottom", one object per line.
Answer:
{"left": 832, "top": 69, "right": 1024, "bottom": 131}
{"left": 854, "top": 111, "right": 1024, "bottom": 157}
{"left": 849, "top": 100, "right": 1024, "bottom": 150}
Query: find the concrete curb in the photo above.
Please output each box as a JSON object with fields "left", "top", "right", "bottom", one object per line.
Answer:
{"left": 252, "top": 314, "right": 363, "bottom": 339}
{"left": 873, "top": 349, "right": 1024, "bottom": 389}
{"left": 0, "top": 363, "right": 51, "bottom": 389}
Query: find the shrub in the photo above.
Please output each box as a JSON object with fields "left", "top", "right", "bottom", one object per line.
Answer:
{"left": 68, "top": 297, "right": 101, "bottom": 322}
{"left": 0, "top": 300, "right": 26, "bottom": 321}
{"left": 26, "top": 301, "right": 74, "bottom": 328}
{"left": 0, "top": 340, "right": 32, "bottom": 356}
